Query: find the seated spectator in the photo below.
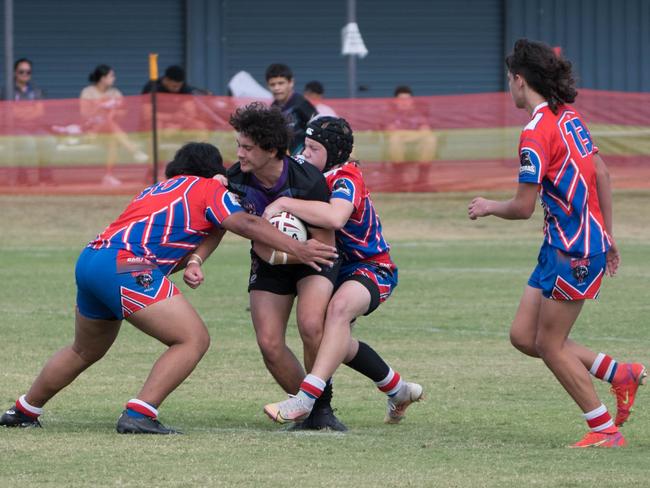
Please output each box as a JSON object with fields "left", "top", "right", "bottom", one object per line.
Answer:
{"left": 141, "top": 65, "right": 199, "bottom": 132}
{"left": 266, "top": 63, "right": 316, "bottom": 155}
{"left": 81, "top": 64, "right": 148, "bottom": 186}
{"left": 141, "top": 65, "right": 194, "bottom": 94}
{"left": 303, "top": 80, "right": 337, "bottom": 117}
{"left": 2, "top": 58, "right": 54, "bottom": 184}
{"left": 2, "top": 58, "right": 44, "bottom": 100}
{"left": 386, "top": 85, "right": 437, "bottom": 163}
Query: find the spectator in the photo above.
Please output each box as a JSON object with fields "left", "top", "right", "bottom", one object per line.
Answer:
{"left": 303, "top": 81, "right": 337, "bottom": 117}
{"left": 2, "top": 58, "right": 54, "bottom": 184}
{"left": 265, "top": 63, "right": 316, "bottom": 155}
{"left": 2, "top": 58, "right": 44, "bottom": 101}
{"left": 386, "top": 85, "right": 437, "bottom": 163}
{"left": 141, "top": 65, "right": 194, "bottom": 94}
{"left": 141, "top": 65, "right": 199, "bottom": 134}
{"left": 81, "top": 64, "right": 148, "bottom": 186}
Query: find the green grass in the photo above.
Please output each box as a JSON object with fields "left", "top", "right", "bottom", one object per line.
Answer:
{"left": 0, "top": 191, "right": 649, "bottom": 487}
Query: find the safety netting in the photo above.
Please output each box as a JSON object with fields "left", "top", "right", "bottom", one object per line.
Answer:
{"left": 0, "top": 90, "right": 648, "bottom": 193}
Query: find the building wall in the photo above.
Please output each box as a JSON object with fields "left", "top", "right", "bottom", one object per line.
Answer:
{"left": 504, "top": 0, "right": 650, "bottom": 91}
{"left": 0, "top": 0, "right": 185, "bottom": 98}
{"left": 1, "top": 0, "right": 648, "bottom": 99}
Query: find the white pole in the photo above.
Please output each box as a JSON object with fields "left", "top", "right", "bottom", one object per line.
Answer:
{"left": 346, "top": 0, "right": 356, "bottom": 99}
{"left": 4, "top": 0, "right": 14, "bottom": 100}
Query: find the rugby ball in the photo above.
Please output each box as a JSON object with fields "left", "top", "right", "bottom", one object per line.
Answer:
{"left": 268, "top": 211, "right": 308, "bottom": 242}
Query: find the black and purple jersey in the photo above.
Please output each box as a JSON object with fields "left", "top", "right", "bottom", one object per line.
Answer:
{"left": 227, "top": 155, "right": 329, "bottom": 224}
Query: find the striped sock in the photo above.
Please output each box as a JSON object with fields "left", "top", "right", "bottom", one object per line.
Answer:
{"left": 296, "top": 374, "right": 326, "bottom": 410}
{"left": 584, "top": 404, "right": 616, "bottom": 433}
{"left": 16, "top": 394, "right": 43, "bottom": 419}
{"left": 126, "top": 398, "right": 158, "bottom": 419}
{"left": 589, "top": 353, "right": 618, "bottom": 383}
{"left": 376, "top": 368, "right": 404, "bottom": 397}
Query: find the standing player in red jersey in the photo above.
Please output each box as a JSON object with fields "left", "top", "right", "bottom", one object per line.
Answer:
{"left": 468, "top": 39, "right": 645, "bottom": 448}
{"left": 0, "top": 142, "right": 336, "bottom": 434}
{"left": 260, "top": 117, "right": 423, "bottom": 426}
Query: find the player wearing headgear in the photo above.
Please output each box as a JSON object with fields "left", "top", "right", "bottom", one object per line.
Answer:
{"left": 468, "top": 39, "right": 645, "bottom": 448}
{"left": 261, "top": 116, "right": 423, "bottom": 426}
{"left": 0, "top": 142, "right": 336, "bottom": 434}
{"left": 192, "top": 103, "right": 348, "bottom": 431}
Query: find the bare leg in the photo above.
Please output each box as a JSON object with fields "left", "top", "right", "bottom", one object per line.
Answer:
{"left": 249, "top": 290, "right": 302, "bottom": 394}
{"left": 311, "top": 281, "right": 371, "bottom": 381}
{"left": 127, "top": 294, "right": 210, "bottom": 407}
{"left": 295, "top": 275, "right": 333, "bottom": 372}
{"left": 510, "top": 285, "right": 598, "bottom": 369}
{"left": 535, "top": 297, "right": 601, "bottom": 412}
{"left": 25, "top": 309, "right": 121, "bottom": 407}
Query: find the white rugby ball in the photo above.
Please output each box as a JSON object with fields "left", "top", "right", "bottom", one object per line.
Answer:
{"left": 268, "top": 211, "right": 308, "bottom": 242}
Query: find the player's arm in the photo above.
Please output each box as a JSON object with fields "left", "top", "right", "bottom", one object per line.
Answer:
{"left": 263, "top": 196, "right": 353, "bottom": 230}
{"left": 468, "top": 183, "right": 538, "bottom": 220}
{"left": 181, "top": 229, "right": 226, "bottom": 289}
{"left": 222, "top": 212, "right": 337, "bottom": 271}
{"left": 594, "top": 153, "right": 613, "bottom": 236}
{"left": 593, "top": 153, "right": 620, "bottom": 276}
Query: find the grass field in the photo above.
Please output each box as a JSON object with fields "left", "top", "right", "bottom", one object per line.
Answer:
{"left": 1, "top": 191, "right": 649, "bottom": 487}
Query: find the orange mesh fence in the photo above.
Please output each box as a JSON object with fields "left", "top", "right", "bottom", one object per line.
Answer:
{"left": 0, "top": 90, "right": 649, "bottom": 194}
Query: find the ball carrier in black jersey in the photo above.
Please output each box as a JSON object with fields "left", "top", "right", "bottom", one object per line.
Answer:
{"left": 197, "top": 102, "right": 346, "bottom": 430}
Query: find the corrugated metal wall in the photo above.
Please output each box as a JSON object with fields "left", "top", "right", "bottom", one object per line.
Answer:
{"left": 504, "top": 0, "right": 650, "bottom": 91}
{"left": 0, "top": 0, "right": 185, "bottom": 98}
{"left": 2, "top": 0, "right": 648, "bottom": 99}
{"left": 215, "top": 0, "right": 504, "bottom": 98}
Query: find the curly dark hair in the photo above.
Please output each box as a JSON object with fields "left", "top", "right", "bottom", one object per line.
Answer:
{"left": 229, "top": 102, "right": 291, "bottom": 159}
{"left": 505, "top": 38, "right": 577, "bottom": 114}
{"left": 165, "top": 142, "right": 226, "bottom": 179}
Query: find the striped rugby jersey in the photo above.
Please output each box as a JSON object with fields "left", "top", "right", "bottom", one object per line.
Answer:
{"left": 518, "top": 102, "right": 611, "bottom": 257}
{"left": 89, "top": 175, "right": 243, "bottom": 274}
{"left": 325, "top": 162, "right": 392, "bottom": 265}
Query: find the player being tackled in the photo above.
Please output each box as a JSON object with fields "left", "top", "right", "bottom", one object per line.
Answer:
{"left": 260, "top": 116, "right": 423, "bottom": 428}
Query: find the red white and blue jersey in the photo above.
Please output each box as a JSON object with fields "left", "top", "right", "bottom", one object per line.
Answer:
{"left": 518, "top": 102, "right": 611, "bottom": 257}
{"left": 325, "top": 162, "right": 392, "bottom": 266}
{"left": 89, "top": 176, "right": 243, "bottom": 274}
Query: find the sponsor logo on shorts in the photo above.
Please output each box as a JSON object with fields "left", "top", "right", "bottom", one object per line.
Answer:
{"left": 133, "top": 272, "right": 154, "bottom": 290}
{"left": 570, "top": 258, "right": 590, "bottom": 284}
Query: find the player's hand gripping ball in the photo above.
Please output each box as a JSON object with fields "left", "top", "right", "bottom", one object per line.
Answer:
{"left": 268, "top": 211, "right": 308, "bottom": 242}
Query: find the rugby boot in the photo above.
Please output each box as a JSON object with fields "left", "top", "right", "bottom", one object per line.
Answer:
{"left": 264, "top": 395, "right": 312, "bottom": 424}
{"left": 385, "top": 382, "right": 424, "bottom": 424}
{"left": 569, "top": 430, "right": 626, "bottom": 448}
{"left": 0, "top": 406, "right": 42, "bottom": 428}
{"left": 116, "top": 410, "right": 180, "bottom": 434}
{"left": 610, "top": 363, "right": 647, "bottom": 426}
{"left": 289, "top": 404, "right": 348, "bottom": 432}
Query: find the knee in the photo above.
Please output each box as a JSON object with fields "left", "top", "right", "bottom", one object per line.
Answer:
{"left": 534, "top": 336, "right": 555, "bottom": 361}
{"left": 326, "top": 296, "right": 355, "bottom": 325}
{"left": 255, "top": 333, "right": 286, "bottom": 365}
{"left": 509, "top": 329, "right": 538, "bottom": 357}
{"left": 192, "top": 327, "right": 211, "bottom": 359}
{"left": 296, "top": 314, "right": 323, "bottom": 348}
{"left": 71, "top": 343, "right": 108, "bottom": 365}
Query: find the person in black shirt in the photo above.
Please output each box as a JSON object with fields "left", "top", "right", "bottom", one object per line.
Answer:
{"left": 141, "top": 65, "right": 194, "bottom": 94}
{"left": 265, "top": 63, "right": 317, "bottom": 155}
{"left": 196, "top": 102, "right": 346, "bottom": 430}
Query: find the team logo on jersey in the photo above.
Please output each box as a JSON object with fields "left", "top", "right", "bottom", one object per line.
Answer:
{"left": 519, "top": 149, "right": 537, "bottom": 176}
{"left": 333, "top": 179, "right": 352, "bottom": 197}
{"left": 133, "top": 271, "right": 154, "bottom": 290}
{"left": 570, "top": 258, "right": 590, "bottom": 284}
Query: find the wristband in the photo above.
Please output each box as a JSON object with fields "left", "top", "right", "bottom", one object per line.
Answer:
{"left": 188, "top": 253, "right": 203, "bottom": 266}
